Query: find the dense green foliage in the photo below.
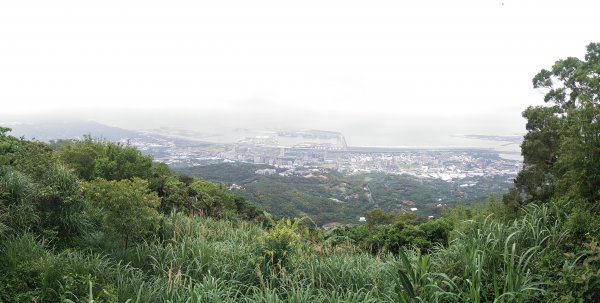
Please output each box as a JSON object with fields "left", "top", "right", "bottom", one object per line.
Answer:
{"left": 510, "top": 43, "right": 600, "bottom": 208}
{"left": 327, "top": 210, "right": 452, "bottom": 254}
{"left": 82, "top": 178, "right": 161, "bottom": 249}
{"left": 56, "top": 136, "right": 153, "bottom": 181}
{"left": 2, "top": 176, "right": 597, "bottom": 302}
{"left": 173, "top": 162, "right": 272, "bottom": 184}
{"left": 503, "top": 42, "right": 600, "bottom": 300}
{"left": 0, "top": 131, "right": 267, "bottom": 301}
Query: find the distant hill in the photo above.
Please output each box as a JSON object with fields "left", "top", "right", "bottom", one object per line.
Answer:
{"left": 2, "top": 120, "right": 140, "bottom": 142}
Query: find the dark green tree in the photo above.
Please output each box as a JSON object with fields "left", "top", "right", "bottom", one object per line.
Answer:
{"left": 82, "top": 178, "right": 161, "bottom": 248}
{"left": 510, "top": 43, "right": 600, "bottom": 207}
{"left": 0, "top": 129, "right": 88, "bottom": 243}
{"left": 58, "top": 136, "right": 152, "bottom": 181}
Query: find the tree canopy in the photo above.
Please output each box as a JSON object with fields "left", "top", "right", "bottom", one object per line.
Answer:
{"left": 56, "top": 136, "right": 153, "bottom": 181}
{"left": 510, "top": 43, "right": 600, "bottom": 205}
{"left": 506, "top": 43, "right": 600, "bottom": 245}
{"left": 82, "top": 178, "right": 161, "bottom": 248}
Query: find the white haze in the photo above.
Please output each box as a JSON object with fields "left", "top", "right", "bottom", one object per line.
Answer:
{"left": 1, "top": 0, "right": 599, "bottom": 146}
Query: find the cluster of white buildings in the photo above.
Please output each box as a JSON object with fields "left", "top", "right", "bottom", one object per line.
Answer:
{"left": 339, "top": 151, "right": 521, "bottom": 181}
{"left": 127, "top": 132, "right": 522, "bottom": 183}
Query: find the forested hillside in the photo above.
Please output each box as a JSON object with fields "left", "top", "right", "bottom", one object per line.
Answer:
{"left": 1, "top": 43, "right": 600, "bottom": 302}
{"left": 176, "top": 163, "right": 511, "bottom": 224}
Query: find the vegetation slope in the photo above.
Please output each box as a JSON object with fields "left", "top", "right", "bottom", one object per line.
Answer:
{"left": 175, "top": 162, "right": 512, "bottom": 225}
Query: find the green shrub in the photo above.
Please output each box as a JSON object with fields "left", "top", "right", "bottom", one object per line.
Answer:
{"left": 258, "top": 219, "right": 301, "bottom": 268}
{"left": 82, "top": 178, "right": 161, "bottom": 248}
{"left": 57, "top": 136, "right": 152, "bottom": 181}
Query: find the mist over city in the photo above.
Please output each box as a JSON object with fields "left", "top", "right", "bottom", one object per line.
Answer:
{"left": 3, "top": 1, "right": 596, "bottom": 149}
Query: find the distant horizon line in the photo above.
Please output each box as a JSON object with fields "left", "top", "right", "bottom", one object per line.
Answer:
{"left": 345, "top": 145, "right": 520, "bottom": 153}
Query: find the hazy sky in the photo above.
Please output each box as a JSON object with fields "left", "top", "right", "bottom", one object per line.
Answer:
{"left": 1, "top": 0, "right": 598, "bottom": 145}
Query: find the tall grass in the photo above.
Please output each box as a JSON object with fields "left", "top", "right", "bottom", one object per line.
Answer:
{"left": 420, "top": 203, "right": 567, "bottom": 302}
{"left": 1, "top": 203, "right": 568, "bottom": 302}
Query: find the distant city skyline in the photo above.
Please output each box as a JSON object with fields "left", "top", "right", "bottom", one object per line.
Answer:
{"left": 0, "top": 118, "right": 521, "bottom": 160}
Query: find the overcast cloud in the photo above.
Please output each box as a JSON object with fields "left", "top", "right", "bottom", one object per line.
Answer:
{"left": 1, "top": 0, "right": 598, "bottom": 146}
